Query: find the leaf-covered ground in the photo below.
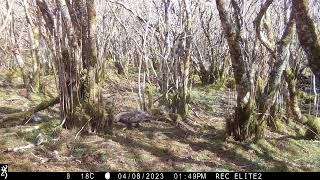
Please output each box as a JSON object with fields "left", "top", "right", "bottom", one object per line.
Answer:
{"left": 0, "top": 69, "right": 320, "bottom": 172}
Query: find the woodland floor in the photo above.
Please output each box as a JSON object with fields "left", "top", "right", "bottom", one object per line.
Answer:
{"left": 0, "top": 67, "right": 320, "bottom": 172}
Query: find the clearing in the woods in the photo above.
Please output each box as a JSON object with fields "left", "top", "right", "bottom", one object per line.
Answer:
{"left": 0, "top": 68, "right": 320, "bottom": 172}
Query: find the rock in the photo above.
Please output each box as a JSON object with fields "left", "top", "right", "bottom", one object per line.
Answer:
{"left": 34, "top": 133, "right": 47, "bottom": 146}
{"left": 18, "top": 88, "right": 29, "bottom": 98}
{"left": 32, "top": 114, "right": 42, "bottom": 122}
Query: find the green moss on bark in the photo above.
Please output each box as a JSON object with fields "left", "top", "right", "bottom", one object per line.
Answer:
{"left": 304, "top": 116, "right": 320, "bottom": 139}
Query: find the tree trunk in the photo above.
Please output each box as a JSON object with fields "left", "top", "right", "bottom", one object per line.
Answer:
{"left": 36, "top": 0, "right": 103, "bottom": 132}
{"left": 255, "top": 7, "right": 295, "bottom": 140}
{"left": 9, "top": 1, "right": 28, "bottom": 88}
{"left": 177, "top": 0, "right": 192, "bottom": 118}
{"left": 23, "top": 0, "right": 41, "bottom": 92}
{"left": 292, "top": 0, "right": 320, "bottom": 80}
{"left": 284, "top": 67, "right": 320, "bottom": 139}
{"left": 159, "top": 0, "right": 172, "bottom": 109}
{"left": 216, "top": 0, "right": 255, "bottom": 141}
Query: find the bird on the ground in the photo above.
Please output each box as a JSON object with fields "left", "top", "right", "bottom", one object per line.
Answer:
{"left": 114, "top": 110, "right": 152, "bottom": 129}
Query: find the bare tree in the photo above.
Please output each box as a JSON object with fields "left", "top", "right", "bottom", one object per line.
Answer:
{"left": 215, "top": 0, "right": 255, "bottom": 141}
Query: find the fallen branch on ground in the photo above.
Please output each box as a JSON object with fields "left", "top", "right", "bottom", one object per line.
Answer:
{"left": 0, "top": 97, "right": 59, "bottom": 125}
{"left": 5, "top": 143, "right": 35, "bottom": 152}
{"left": 30, "top": 152, "right": 49, "bottom": 163}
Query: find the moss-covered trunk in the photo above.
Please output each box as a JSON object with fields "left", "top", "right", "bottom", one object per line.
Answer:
{"left": 288, "top": 0, "right": 320, "bottom": 139}
{"left": 292, "top": 0, "right": 320, "bottom": 80}
{"left": 167, "top": 1, "right": 192, "bottom": 118}
{"left": 216, "top": 0, "right": 256, "bottom": 141}
{"left": 23, "top": 0, "right": 41, "bottom": 92}
{"left": 255, "top": 7, "right": 295, "bottom": 140}
{"left": 36, "top": 0, "right": 103, "bottom": 132}
{"left": 1, "top": 97, "right": 60, "bottom": 126}
{"left": 284, "top": 68, "right": 320, "bottom": 139}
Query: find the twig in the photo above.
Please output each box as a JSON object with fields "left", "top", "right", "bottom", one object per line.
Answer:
{"left": 80, "top": 140, "right": 104, "bottom": 144}
{"left": 54, "top": 117, "right": 66, "bottom": 130}
{"left": 75, "top": 118, "right": 92, "bottom": 140}
{"left": 24, "top": 115, "right": 34, "bottom": 125}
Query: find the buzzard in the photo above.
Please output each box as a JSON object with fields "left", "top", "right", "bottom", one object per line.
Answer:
{"left": 114, "top": 110, "right": 151, "bottom": 128}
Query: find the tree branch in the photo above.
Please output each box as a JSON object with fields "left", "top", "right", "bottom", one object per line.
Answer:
{"left": 253, "top": 0, "right": 276, "bottom": 58}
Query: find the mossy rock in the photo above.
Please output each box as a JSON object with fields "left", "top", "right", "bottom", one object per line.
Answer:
{"left": 150, "top": 108, "right": 166, "bottom": 117}
{"left": 268, "top": 117, "right": 283, "bottom": 132}
{"left": 158, "top": 112, "right": 181, "bottom": 126}
{"left": 305, "top": 117, "right": 320, "bottom": 140}
{"left": 168, "top": 113, "right": 182, "bottom": 124}
{"left": 298, "top": 90, "right": 316, "bottom": 104}
{"left": 225, "top": 77, "right": 236, "bottom": 90}
{"left": 150, "top": 108, "right": 181, "bottom": 126}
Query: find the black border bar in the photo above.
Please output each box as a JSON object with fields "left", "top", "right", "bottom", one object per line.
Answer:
{"left": 2, "top": 172, "right": 320, "bottom": 180}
